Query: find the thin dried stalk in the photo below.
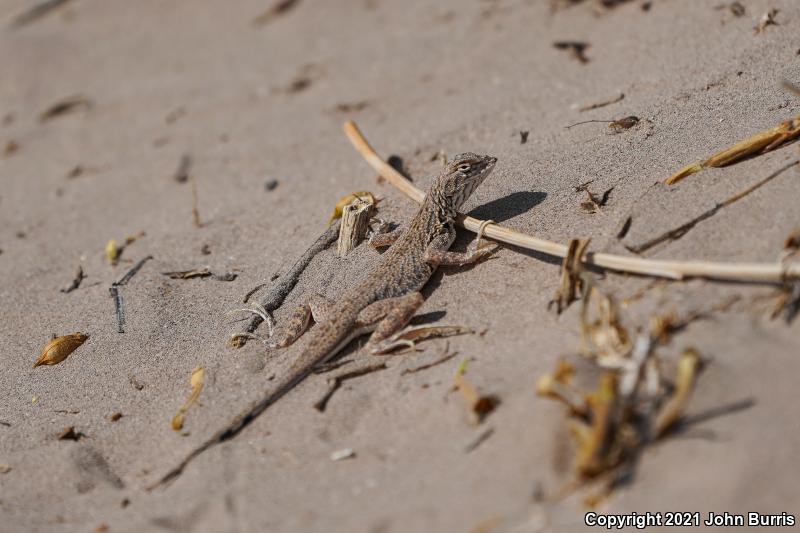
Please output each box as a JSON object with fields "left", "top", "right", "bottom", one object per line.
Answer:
{"left": 666, "top": 116, "right": 800, "bottom": 184}
{"left": 343, "top": 121, "right": 800, "bottom": 283}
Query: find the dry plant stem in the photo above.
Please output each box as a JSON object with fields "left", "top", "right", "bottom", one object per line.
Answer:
{"left": 336, "top": 198, "right": 373, "bottom": 256}
{"left": 231, "top": 224, "right": 340, "bottom": 347}
{"left": 630, "top": 159, "right": 800, "bottom": 254}
{"left": 343, "top": 121, "right": 800, "bottom": 283}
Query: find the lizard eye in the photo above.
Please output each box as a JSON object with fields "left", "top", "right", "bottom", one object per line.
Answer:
{"left": 458, "top": 164, "right": 471, "bottom": 171}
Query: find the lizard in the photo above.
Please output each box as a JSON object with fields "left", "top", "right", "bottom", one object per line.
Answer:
{"left": 149, "top": 152, "right": 498, "bottom": 489}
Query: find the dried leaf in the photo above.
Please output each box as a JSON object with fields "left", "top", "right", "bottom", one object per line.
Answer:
{"left": 171, "top": 366, "right": 205, "bottom": 431}
{"left": 328, "top": 191, "right": 376, "bottom": 224}
{"left": 0, "top": 464, "right": 11, "bottom": 474}
{"left": 34, "top": 332, "right": 89, "bottom": 367}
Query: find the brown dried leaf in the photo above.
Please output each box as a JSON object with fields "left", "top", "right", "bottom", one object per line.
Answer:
{"left": 171, "top": 366, "right": 205, "bottom": 431}
{"left": 34, "top": 333, "right": 89, "bottom": 367}
{"left": 0, "top": 464, "right": 11, "bottom": 474}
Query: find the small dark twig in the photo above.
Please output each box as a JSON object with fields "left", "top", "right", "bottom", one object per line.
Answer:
{"left": 60, "top": 265, "right": 85, "bottom": 293}
{"left": 110, "top": 255, "right": 153, "bottom": 333}
{"left": 232, "top": 224, "right": 339, "bottom": 347}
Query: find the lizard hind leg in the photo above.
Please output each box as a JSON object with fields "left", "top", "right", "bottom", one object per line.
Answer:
{"left": 358, "top": 292, "right": 425, "bottom": 354}
{"left": 269, "top": 293, "right": 335, "bottom": 349}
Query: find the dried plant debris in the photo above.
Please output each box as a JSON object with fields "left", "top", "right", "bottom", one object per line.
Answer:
{"left": 576, "top": 181, "right": 613, "bottom": 214}
{"left": 109, "top": 412, "right": 123, "bottom": 422}
{"left": 666, "top": 113, "right": 799, "bottom": 185}
{"left": 329, "top": 191, "right": 376, "bottom": 224}
{"left": 105, "top": 231, "right": 145, "bottom": 265}
{"left": 454, "top": 360, "right": 500, "bottom": 424}
{"left": 39, "top": 95, "right": 91, "bottom": 122}
{"left": 553, "top": 41, "right": 590, "bottom": 63}
{"left": 577, "top": 93, "right": 624, "bottom": 112}
{"left": 636, "top": 160, "right": 799, "bottom": 253}
{"left": 337, "top": 196, "right": 375, "bottom": 257}
{"left": 190, "top": 174, "right": 202, "bottom": 228}
{"left": 334, "top": 101, "right": 370, "bottom": 113}
{"left": 110, "top": 255, "right": 153, "bottom": 333}
{"left": 173, "top": 154, "right": 191, "bottom": 183}
{"left": 34, "top": 332, "right": 89, "bottom": 368}
{"left": 10, "top": 0, "right": 73, "bottom": 28}
{"left": 538, "top": 347, "right": 704, "bottom": 502}
{"left": 60, "top": 265, "right": 86, "bottom": 293}
{"left": 252, "top": 0, "right": 301, "bottom": 26}
{"left": 57, "top": 426, "right": 86, "bottom": 441}
{"left": 0, "top": 464, "right": 11, "bottom": 474}
{"left": 171, "top": 367, "right": 205, "bottom": 432}
{"left": 162, "top": 267, "right": 237, "bottom": 281}
{"left": 519, "top": 131, "right": 530, "bottom": 144}
{"left": 264, "top": 179, "right": 279, "bottom": 191}
{"left": 401, "top": 343, "right": 459, "bottom": 375}
{"left": 754, "top": 8, "right": 778, "bottom": 34}
{"left": 330, "top": 448, "right": 355, "bottom": 461}
{"left": 550, "top": 239, "right": 591, "bottom": 314}
{"left": 714, "top": 2, "right": 745, "bottom": 17}
{"left": 313, "top": 361, "right": 387, "bottom": 412}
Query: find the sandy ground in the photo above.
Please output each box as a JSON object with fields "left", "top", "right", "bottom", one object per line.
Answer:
{"left": 1, "top": 0, "right": 800, "bottom": 531}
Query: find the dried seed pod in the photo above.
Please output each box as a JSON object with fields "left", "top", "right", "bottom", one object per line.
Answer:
{"left": 34, "top": 333, "right": 89, "bottom": 368}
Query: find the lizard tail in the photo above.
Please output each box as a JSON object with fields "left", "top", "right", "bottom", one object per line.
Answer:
{"left": 147, "top": 309, "right": 361, "bottom": 491}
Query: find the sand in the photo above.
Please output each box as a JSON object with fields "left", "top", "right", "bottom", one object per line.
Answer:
{"left": 1, "top": 0, "right": 799, "bottom": 531}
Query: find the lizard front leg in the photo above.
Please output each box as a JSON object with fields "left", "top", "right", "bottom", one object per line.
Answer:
{"left": 424, "top": 220, "right": 498, "bottom": 267}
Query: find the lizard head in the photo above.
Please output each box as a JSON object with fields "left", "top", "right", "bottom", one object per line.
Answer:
{"left": 437, "top": 152, "right": 497, "bottom": 214}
